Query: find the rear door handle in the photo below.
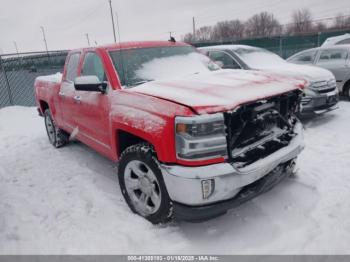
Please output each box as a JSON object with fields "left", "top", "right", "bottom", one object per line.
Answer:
{"left": 58, "top": 91, "right": 65, "bottom": 96}
{"left": 74, "top": 95, "right": 82, "bottom": 103}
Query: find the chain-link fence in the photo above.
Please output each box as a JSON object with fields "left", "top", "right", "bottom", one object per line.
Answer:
{"left": 1, "top": 29, "right": 350, "bottom": 109}
{"left": 0, "top": 51, "right": 68, "bottom": 108}
{"left": 192, "top": 29, "right": 350, "bottom": 58}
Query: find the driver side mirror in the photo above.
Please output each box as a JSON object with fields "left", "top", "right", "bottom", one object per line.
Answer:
{"left": 74, "top": 75, "right": 107, "bottom": 94}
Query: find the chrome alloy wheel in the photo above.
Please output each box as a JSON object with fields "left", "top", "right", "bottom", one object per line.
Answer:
{"left": 124, "top": 160, "right": 162, "bottom": 216}
{"left": 44, "top": 113, "right": 55, "bottom": 144}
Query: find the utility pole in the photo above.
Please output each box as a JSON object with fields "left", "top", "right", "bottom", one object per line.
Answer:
{"left": 85, "top": 33, "right": 91, "bottom": 46}
{"left": 40, "top": 26, "right": 50, "bottom": 65}
{"left": 13, "top": 41, "right": 19, "bottom": 56}
{"left": 192, "top": 17, "right": 196, "bottom": 41}
{"left": 40, "top": 26, "right": 49, "bottom": 54}
{"left": 115, "top": 11, "right": 121, "bottom": 43}
{"left": 108, "top": 0, "right": 117, "bottom": 43}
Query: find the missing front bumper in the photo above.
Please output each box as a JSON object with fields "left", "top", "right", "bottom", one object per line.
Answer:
{"left": 161, "top": 122, "right": 304, "bottom": 208}
{"left": 173, "top": 160, "right": 295, "bottom": 222}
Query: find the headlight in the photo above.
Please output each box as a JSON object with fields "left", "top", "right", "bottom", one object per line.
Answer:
{"left": 303, "top": 87, "right": 316, "bottom": 97}
{"left": 175, "top": 113, "right": 228, "bottom": 161}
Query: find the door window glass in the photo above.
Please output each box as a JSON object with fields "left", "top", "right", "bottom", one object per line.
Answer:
{"left": 209, "top": 51, "right": 241, "bottom": 69}
{"left": 318, "top": 49, "right": 348, "bottom": 62}
{"left": 81, "top": 52, "right": 106, "bottom": 81}
{"left": 66, "top": 53, "right": 81, "bottom": 81}
{"left": 290, "top": 50, "right": 316, "bottom": 63}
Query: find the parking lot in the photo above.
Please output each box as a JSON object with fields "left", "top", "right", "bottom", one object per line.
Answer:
{"left": 1, "top": 101, "right": 350, "bottom": 254}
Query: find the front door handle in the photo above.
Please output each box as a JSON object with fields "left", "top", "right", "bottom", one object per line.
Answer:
{"left": 58, "top": 91, "right": 65, "bottom": 97}
{"left": 74, "top": 95, "right": 82, "bottom": 103}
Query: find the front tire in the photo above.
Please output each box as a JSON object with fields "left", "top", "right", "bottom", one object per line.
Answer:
{"left": 118, "top": 143, "right": 173, "bottom": 224}
{"left": 44, "top": 109, "right": 69, "bottom": 148}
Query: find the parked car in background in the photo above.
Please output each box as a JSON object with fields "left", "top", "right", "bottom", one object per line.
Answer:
{"left": 199, "top": 45, "right": 339, "bottom": 116}
{"left": 287, "top": 45, "right": 350, "bottom": 100}
{"left": 34, "top": 41, "right": 306, "bottom": 223}
{"left": 321, "top": 33, "right": 350, "bottom": 47}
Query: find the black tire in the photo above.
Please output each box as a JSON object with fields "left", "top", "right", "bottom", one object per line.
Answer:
{"left": 344, "top": 83, "right": 350, "bottom": 101}
{"left": 118, "top": 143, "right": 173, "bottom": 224}
{"left": 44, "top": 109, "right": 69, "bottom": 148}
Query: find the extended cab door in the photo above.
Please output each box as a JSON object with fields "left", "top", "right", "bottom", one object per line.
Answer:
{"left": 73, "top": 51, "right": 111, "bottom": 152}
{"left": 58, "top": 52, "right": 81, "bottom": 131}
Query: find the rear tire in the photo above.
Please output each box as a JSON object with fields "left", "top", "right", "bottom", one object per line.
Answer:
{"left": 118, "top": 143, "right": 173, "bottom": 224}
{"left": 44, "top": 109, "right": 69, "bottom": 148}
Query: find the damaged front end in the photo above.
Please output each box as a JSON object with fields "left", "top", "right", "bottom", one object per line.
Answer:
{"left": 225, "top": 90, "right": 302, "bottom": 169}
{"left": 161, "top": 90, "right": 305, "bottom": 221}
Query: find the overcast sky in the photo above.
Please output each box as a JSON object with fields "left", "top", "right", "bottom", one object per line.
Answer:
{"left": 0, "top": 0, "right": 349, "bottom": 54}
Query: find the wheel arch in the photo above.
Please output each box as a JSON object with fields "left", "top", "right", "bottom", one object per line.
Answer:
{"left": 39, "top": 100, "right": 49, "bottom": 114}
{"left": 343, "top": 78, "right": 350, "bottom": 94}
{"left": 115, "top": 129, "right": 159, "bottom": 160}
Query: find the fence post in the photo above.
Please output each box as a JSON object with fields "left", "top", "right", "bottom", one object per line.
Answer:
{"left": 279, "top": 36, "right": 283, "bottom": 58}
{"left": 317, "top": 32, "right": 321, "bottom": 47}
{"left": 0, "top": 55, "right": 14, "bottom": 105}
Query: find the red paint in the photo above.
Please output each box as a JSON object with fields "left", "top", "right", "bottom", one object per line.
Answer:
{"left": 34, "top": 41, "right": 304, "bottom": 167}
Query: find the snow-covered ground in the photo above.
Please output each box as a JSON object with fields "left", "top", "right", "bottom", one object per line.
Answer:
{"left": 1, "top": 103, "right": 350, "bottom": 254}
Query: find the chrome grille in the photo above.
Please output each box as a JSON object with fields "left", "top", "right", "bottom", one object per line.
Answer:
{"left": 311, "top": 79, "right": 336, "bottom": 94}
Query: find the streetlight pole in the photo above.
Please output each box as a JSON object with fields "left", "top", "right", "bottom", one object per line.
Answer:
{"left": 108, "top": 0, "right": 117, "bottom": 43}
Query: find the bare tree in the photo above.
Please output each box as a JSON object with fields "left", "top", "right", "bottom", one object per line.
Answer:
{"left": 314, "top": 21, "right": 327, "bottom": 32}
{"left": 183, "top": 33, "right": 194, "bottom": 43}
{"left": 183, "top": 26, "right": 213, "bottom": 42}
{"left": 289, "top": 8, "right": 313, "bottom": 34}
{"left": 195, "top": 26, "right": 213, "bottom": 41}
{"left": 245, "top": 12, "right": 282, "bottom": 37}
{"left": 333, "top": 13, "right": 350, "bottom": 29}
{"left": 211, "top": 20, "right": 245, "bottom": 41}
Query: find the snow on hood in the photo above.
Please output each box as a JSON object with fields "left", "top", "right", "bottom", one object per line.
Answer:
{"left": 230, "top": 48, "right": 334, "bottom": 82}
{"left": 130, "top": 70, "right": 305, "bottom": 114}
{"left": 35, "top": 72, "right": 62, "bottom": 83}
{"left": 253, "top": 63, "right": 334, "bottom": 82}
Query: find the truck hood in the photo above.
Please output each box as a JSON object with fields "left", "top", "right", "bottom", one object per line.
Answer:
{"left": 253, "top": 63, "right": 334, "bottom": 82}
{"left": 130, "top": 70, "right": 305, "bottom": 114}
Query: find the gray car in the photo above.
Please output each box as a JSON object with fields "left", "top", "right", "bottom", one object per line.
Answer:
{"left": 287, "top": 45, "right": 350, "bottom": 100}
{"left": 199, "top": 45, "right": 339, "bottom": 116}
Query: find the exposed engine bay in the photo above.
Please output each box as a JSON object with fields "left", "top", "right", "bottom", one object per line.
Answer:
{"left": 224, "top": 90, "right": 302, "bottom": 169}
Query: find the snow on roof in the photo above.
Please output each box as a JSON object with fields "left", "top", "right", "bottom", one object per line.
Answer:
{"left": 321, "top": 33, "right": 350, "bottom": 47}
{"left": 199, "top": 44, "right": 261, "bottom": 51}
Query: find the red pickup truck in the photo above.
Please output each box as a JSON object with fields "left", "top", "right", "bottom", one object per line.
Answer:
{"left": 34, "top": 41, "right": 305, "bottom": 223}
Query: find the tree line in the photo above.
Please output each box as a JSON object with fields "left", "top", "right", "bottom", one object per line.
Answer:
{"left": 183, "top": 9, "right": 350, "bottom": 42}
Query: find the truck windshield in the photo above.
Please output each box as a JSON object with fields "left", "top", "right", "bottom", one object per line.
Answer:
{"left": 109, "top": 46, "right": 219, "bottom": 87}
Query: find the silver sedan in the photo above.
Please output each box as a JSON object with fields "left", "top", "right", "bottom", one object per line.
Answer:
{"left": 287, "top": 45, "right": 350, "bottom": 100}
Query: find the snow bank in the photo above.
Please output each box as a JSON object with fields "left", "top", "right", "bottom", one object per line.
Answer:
{"left": 1, "top": 104, "right": 350, "bottom": 254}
